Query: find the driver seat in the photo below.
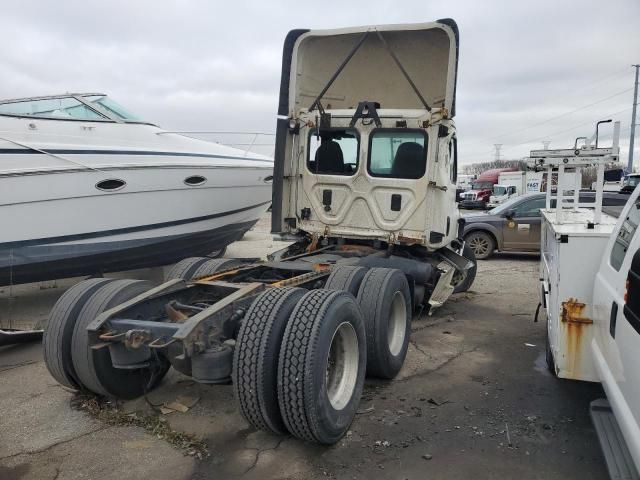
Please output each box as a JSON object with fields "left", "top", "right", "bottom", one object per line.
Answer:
{"left": 315, "top": 140, "right": 344, "bottom": 174}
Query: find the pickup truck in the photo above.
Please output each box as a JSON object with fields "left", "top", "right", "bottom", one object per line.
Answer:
{"left": 543, "top": 183, "right": 640, "bottom": 478}
{"left": 589, "top": 187, "right": 640, "bottom": 475}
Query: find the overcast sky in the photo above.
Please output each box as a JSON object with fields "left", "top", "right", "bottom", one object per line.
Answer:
{"left": 1, "top": 0, "right": 638, "bottom": 166}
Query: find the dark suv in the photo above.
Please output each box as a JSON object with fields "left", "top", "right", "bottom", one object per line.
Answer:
{"left": 463, "top": 192, "right": 630, "bottom": 259}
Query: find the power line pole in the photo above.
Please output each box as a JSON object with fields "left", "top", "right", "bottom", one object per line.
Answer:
{"left": 629, "top": 64, "right": 639, "bottom": 172}
{"left": 494, "top": 144, "right": 502, "bottom": 161}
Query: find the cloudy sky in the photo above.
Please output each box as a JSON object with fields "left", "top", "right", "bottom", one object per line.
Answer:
{"left": 1, "top": 0, "right": 638, "bottom": 166}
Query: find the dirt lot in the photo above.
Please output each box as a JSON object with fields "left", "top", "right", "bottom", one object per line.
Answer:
{"left": 0, "top": 217, "right": 608, "bottom": 480}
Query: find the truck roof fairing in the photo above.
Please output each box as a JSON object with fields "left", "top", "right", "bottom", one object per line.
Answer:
{"left": 277, "top": 19, "right": 459, "bottom": 117}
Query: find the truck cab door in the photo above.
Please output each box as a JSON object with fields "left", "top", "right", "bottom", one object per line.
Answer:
{"left": 502, "top": 196, "right": 545, "bottom": 251}
{"left": 592, "top": 194, "right": 640, "bottom": 467}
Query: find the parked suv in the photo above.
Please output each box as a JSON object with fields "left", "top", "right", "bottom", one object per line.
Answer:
{"left": 463, "top": 192, "right": 630, "bottom": 259}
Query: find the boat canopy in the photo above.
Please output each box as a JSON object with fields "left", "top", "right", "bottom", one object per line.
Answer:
{"left": 0, "top": 93, "right": 144, "bottom": 123}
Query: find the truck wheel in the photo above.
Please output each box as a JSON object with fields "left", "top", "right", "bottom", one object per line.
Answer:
{"left": 452, "top": 244, "right": 477, "bottom": 293}
{"left": 324, "top": 265, "right": 368, "bottom": 296}
{"left": 71, "top": 280, "right": 170, "bottom": 399}
{"left": 164, "top": 257, "right": 210, "bottom": 281}
{"left": 278, "top": 290, "right": 366, "bottom": 445}
{"left": 190, "top": 258, "right": 243, "bottom": 279}
{"left": 465, "top": 231, "right": 495, "bottom": 260}
{"left": 43, "top": 278, "right": 114, "bottom": 389}
{"left": 233, "top": 287, "right": 306, "bottom": 434}
{"left": 357, "top": 268, "right": 411, "bottom": 379}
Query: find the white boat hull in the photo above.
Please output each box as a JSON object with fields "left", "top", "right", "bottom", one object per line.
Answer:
{"left": 0, "top": 163, "right": 271, "bottom": 285}
{"left": 0, "top": 102, "right": 274, "bottom": 285}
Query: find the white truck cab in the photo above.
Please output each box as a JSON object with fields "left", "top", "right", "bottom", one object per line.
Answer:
{"left": 488, "top": 183, "right": 518, "bottom": 208}
{"left": 488, "top": 171, "right": 544, "bottom": 208}
{"left": 271, "top": 21, "right": 462, "bottom": 252}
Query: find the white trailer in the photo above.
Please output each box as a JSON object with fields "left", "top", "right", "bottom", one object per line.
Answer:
{"left": 536, "top": 121, "right": 640, "bottom": 478}
{"left": 456, "top": 174, "right": 475, "bottom": 191}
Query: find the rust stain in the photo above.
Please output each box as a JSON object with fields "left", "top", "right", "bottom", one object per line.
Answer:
{"left": 560, "top": 298, "right": 592, "bottom": 376}
{"left": 312, "top": 263, "right": 331, "bottom": 273}
{"left": 306, "top": 235, "right": 319, "bottom": 253}
{"left": 397, "top": 234, "right": 425, "bottom": 246}
{"left": 196, "top": 267, "right": 244, "bottom": 283}
{"left": 339, "top": 244, "right": 377, "bottom": 254}
{"left": 560, "top": 298, "right": 592, "bottom": 324}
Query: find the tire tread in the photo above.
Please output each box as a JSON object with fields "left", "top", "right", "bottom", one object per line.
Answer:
{"left": 43, "top": 278, "right": 113, "bottom": 389}
{"left": 277, "top": 289, "right": 338, "bottom": 443}
{"left": 233, "top": 287, "right": 304, "bottom": 433}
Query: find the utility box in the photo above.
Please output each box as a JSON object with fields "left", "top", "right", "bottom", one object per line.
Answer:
{"left": 535, "top": 119, "right": 621, "bottom": 382}
{"left": 541, "top": 208, "right": 617, "bottom": 381}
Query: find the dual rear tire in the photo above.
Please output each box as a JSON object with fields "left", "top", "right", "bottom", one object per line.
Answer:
{"left": 233, "top": 288, "right": 367, "bottom": 444}
{"left": 233, "top": 266, "right": 412, "bottom": 444}
{"left": 43, "top": 278, "right": 169, "bottom": 398}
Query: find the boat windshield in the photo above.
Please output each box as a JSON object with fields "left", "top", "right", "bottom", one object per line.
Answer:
{"left": 0, "top": 94, "right": 142, "bottom": 122}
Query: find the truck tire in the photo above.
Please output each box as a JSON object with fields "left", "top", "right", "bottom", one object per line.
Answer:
{"left": 452, "top": 244, "right": 477, "bottom": 293}
{"left": 277, "top": 290, "right": 366, "bottom": 445}
{"left": 43, "top": 278, "right": 114, "bottom": 389}
{"left": 357, "top": 268, "right": 411, "bottom": 379}
{"left": 465, "top": 231, "right": 495, "bottom": 260}
{"left": 71, "top": 279, "right": 170, "bottom": 399}
{"left": 233, "top": 287, "right": 306, "bottom": 434}
{"left": 190, "top": 258, "right": 243, "bottom": 279}
{"left": 324, "top": 265, "right": 368, "bottom": 296}
{"left": 164, "top": 257, "right": 210, "bottom": 281}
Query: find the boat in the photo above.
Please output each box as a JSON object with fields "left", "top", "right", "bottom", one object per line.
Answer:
{"left": 0, "top": 93, "right": 273, "bottom": 286}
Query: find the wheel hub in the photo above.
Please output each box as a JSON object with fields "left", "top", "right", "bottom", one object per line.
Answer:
{"left": 387, "top": 291, "right": 407, "bottom": 356}
{"left": 326, "top": 322, "right": 359, "bottom": 410}
{"left": 469, "top": 236, "right": 489, "bottom": 256}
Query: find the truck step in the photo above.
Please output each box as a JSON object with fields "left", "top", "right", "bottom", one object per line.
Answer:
{"left": 590, "top": 399, "right": 639, "bottom": 480}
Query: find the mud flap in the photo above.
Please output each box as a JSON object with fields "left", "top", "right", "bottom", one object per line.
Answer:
{"left": 438, "top": 245, "right": 474, "bottom": 273}
{"left": 427, "top": 262, "right": 455, "bottom": 313}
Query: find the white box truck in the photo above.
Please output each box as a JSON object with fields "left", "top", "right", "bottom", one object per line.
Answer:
{"left": 488, "top": 171, "right": 544, "bottom": 208}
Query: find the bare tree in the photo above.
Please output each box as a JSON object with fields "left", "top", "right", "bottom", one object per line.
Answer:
{"left": 462, "top": 159, "right": 528, "bottom": 176}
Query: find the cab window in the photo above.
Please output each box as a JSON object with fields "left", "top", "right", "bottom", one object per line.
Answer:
{"left": 307, "top": 129, "right": 359, "bottom": 176}
{"left": 610, "top": 198, "right": 640, "bottom": 271}
{"left": 512, "top": 197, "right": 546, "bottom": 217}
{"left": 368, "top": 130, "right": 427, "bottom": 179}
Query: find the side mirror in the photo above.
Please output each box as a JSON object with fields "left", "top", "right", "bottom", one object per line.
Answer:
{"left": 503, "top": 209, "right": 515, "bottom": 219}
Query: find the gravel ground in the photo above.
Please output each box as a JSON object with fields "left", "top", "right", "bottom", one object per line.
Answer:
{"left": 0, "top": 215, "right": 608, "bottom": 480}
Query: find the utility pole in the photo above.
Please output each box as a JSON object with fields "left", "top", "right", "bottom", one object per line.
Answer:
{"left": 494, "top": 144, "right": 502, "bottom": 162}
{"left": 629, "top": 64, "right": 639, "bottom": 172}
